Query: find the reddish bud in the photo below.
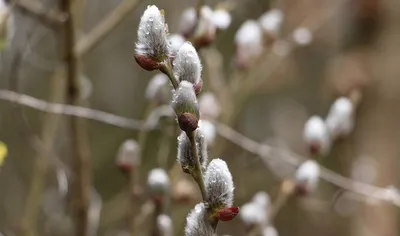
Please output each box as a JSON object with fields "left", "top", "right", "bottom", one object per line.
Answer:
{"left": 216, "top": 207, "right": 240, "bottom": 221}
{"left": 309, "top": 141, "right": 321, "bottom": 156}
{"left": 181, "top": 165, "right": 190, "bottom": 174}
{"left": 117, "top": 162, "right": 134, "bottom": 175}
{"left": 294, "top": 184, "right": 309, "bottom": 197}
{"left": 134, "top": 54, "right": 161, "bottom": 71}
{"left": 178, "top": 113, "right": 199, "bottom": 134}
{"left": 194, "top": 79, "right": 203, "bottom": 95}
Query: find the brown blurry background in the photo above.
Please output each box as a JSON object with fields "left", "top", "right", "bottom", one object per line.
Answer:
{"left": 0, "top": 0, "right": 400, "bottom": 235}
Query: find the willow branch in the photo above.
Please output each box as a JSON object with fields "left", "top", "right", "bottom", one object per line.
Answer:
{"left": 214, "top": 121, "right": 400, "bottom": 206}
{"left": 2, "top": 89, "right": 398, "bottom": 206}
{"left": 0, "top": 89, "right": 143, "bottom": 130}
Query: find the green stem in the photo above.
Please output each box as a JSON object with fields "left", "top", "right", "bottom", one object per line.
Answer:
{"left": 188, "top": 130, "right": 207, "bottom": 201}
{"left": 160, "top": 60, "right": 178, "bottom": 89}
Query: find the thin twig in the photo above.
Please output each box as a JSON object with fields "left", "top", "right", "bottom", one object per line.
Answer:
{"left": 14, "top": 0, "right": 65, "bottom": 27}
{"left": 268, "top": 179, "right": 295, "bottom": 222}
{"left": 0, "top": 89, "right": 143, "bottom": 130}
{"left": 160, "top": 60, "right": 179, "bottom": 89}
{"left": 20, "top": 66, "right": 66, "bottom": 236}
{"left": 74, "top": 0, "right": 140, "bottom": 57}
{"left": 131, "top": 102, "right": 156, "bottom": 236}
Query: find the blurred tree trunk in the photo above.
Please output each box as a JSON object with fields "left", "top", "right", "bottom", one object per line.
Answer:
{"left": 348, "top": 0, "right": 400, "bottom": 235}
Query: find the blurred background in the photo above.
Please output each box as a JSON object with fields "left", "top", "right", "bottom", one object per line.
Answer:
{"left": 0, "top": 0, "right": 400, "bottom": 235}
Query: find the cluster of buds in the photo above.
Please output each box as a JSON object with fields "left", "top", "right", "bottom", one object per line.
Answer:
{"left": 234, "top": 8, "right": 314, "bottom": 68}
{"left": 303, "top": 96, "right": 356, "bottom": 157}
{"left": 135, "top": 5, "right": 238, "bottom": 235}
{"left": 234, "top": 8, "right": 283, "bottom": 68}
{"left": 299, "top": 96, "right": 357, "bottom": 195}
{"left": 179, "top": 5, "right": 232, "bottom": 49}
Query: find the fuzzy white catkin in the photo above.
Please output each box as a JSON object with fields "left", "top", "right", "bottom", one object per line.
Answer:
{"left": 145, "top": 73, "right": 169, "bottom": 101}
{"left": 136, "top": 5, "right": 169, "bottom": 59}
{"left": 198, "top": 120, "right": 216, "bottom": 146}
{"left": 171, "top": 81, "right": 199, "bottom": 116}
{"left": 204, "top": 158, "right": 234, "bottom": 208}
{"left": 294, "top": 160, "right": 320, "bottom": 193}
{"left": 325, "top": 97, "right": 354, "bottom": 138}
{"left": 292, "top": 27, "right": 313, "bottom": 46}
{"left": 78, "top": 74, "right": 93, "bottom": 100}
{"left": 252, "top": 191, "right": 271, "bottom": 209}
{"left": 258, "top": 9, "right": 283, "bottom": 35}
{"left": 263, "top": 226, "right": 279, "bottom": 236}
{"left": 173, "top": 42, "right": 202, "bottom": 85}
{"left": 179, "top": 8, "right": 197, "bottom": 36}
{"left": 240, "top": 202, "right": 267, "bottom": 226}
{"left": 185, "top": 203, "right": 214, "bottom": 236}
{"left": 157, "top": 214, "right": 173, "bottom": 236}
{"left": 303, "top": 116, "right": 331, "bottom": 155}
{"left": 147, "top": 168, "right": 170, "bottom": 194}
{"left": 168, "top": 34, "right": 185, "bottom": 56}
{"left": 177, "top": 130, "right": 208, "bottom": 171}
{"left": 212, "top": 9, "right": 232, "bottom": 29}
{"left": 199, "top": 92, "right": 220, "bottom": 119}
{"left": 117, "top": 139, "right": 140, "bottom": 166}
{"left": 235, "top": 20, "right": 263, "bottom": 59}
{"left": 196, "top": 6, "right": 216, "bottom": 38}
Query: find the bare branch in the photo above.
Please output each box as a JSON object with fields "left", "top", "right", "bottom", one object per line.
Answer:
{"left": 0, "top": 89, "right": 143, "bottom": 130}
{"left": 2, "top": 89, "right": 398, "bottom": 207}
{"left": 75, "top": 0, "right": 140, "bottom": 57}
{"left": 14, "top": 0, "right": 65, "bottom": 27}
{"left": 213, "top": 121, "right": 400, "bottom": 206}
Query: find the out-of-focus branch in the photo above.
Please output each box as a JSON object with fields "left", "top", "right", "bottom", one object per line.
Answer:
{"left": 60, "top": 0, "right": 92, "bottom": 235}
{"left": 3, "top": 90, "right": 400, "bottom": 206}
{"left": 21, "top": 67, "right": 66, "bottom": 236}
{"left": 0, "top": 89, "right": 143, "bottom": 130}
{"left": 74, "top": 0, "right": 140, "bottom": 57}
{"left": 213, "top": 121, "right": 400, "bottom": 206}
{"left": 14, "top": 0, "right": 65, "bottom": 27}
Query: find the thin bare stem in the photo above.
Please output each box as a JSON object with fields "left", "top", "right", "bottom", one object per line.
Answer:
{"left": 160, "top": 60, "right": 179, "bottom": 89}
{"left": 74, "top": 0, "right": 140, "bottom": 57}
{"left": 0, "top": 89, "right": 143, "bottom": 130}
{"left": 130, "top": 102, "right": 156, "bottom": 236}
{"left": 188, "top": 131, "right": 207, "bottom": 201}
{"left": 21, "top": 67, "right": 66, "bottom": 236}
{"left": 60, "top": 1, "right": 92, "bottom": 235}
{"left": 14, "top": 0, "right": 65, "bottom": 27}
{"left": 268, "top": 179, "right": 295, "bottom": 222}
{"left": 157, "top": 122, "right": 173, "bottom": 168}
